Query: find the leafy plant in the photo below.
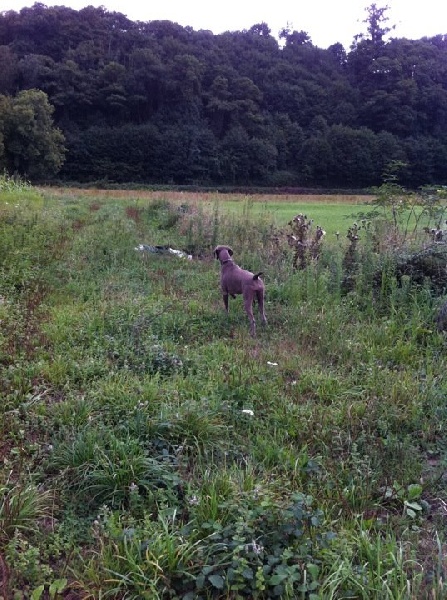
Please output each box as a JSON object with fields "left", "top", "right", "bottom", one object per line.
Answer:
{"left": 382, "top": 481, "right": 426, "bottom": 520}
{"left": 46, "top": 428, "right": 180, "bottom": 511}
{"left": 31, "top": 579, "right": 68, "bottom": 600}
{"left": 0, "top": 171, "right": 32, "bottom": 192}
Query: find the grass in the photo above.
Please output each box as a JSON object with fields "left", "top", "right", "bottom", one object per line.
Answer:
{"left": 42, "top": 186, "right": 371, "bottom": 233}
{"left": 1, "top": 185, "right": 447, "bottom": 598}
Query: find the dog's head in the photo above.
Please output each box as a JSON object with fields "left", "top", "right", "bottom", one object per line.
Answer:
{"left": 214, "top": 245, "right": 233, "bottom": 263}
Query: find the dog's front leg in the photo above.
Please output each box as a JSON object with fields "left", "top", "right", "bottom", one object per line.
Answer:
{"left": 257, "top": 291, "right": 267, "bottom": 326}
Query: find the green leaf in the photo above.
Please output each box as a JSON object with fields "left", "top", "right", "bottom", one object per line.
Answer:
{"left": 270, "top": 572, "right": 288, "bottom": 585}
{"left": 50, "top": 580, "right": 68, "bottom": 594}
{"left": 273, "top": 584, "right": 284, "bottom": 596}
{"left": 407, "top": 484, "right": 423, "bottom": 501}
{"left": 208, "top": 574, "right": 225, "bottom": 590}
{"left": 31, "top": 586, "right": 45, "bottom": 600}
{"left": 306, "top": 563, "right": 320, "bottom": 579}
{"left": 196, "top": 573, "right": 205, "bottom": 589}
{"left": 49, "top": 579, "right": 68, "bottom": 597}
{"left": 405, "top": 501, "right": 422, "bottom": 511}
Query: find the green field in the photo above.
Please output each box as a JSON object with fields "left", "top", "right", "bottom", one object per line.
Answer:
{"left": 42, "top": 187, "right": 373, "bottom": 234}
{"left": 221, "top": 200, "right": 370, "bottom": 232}
{"left": 1, "top": 186, "right": 447, "bottom": 599}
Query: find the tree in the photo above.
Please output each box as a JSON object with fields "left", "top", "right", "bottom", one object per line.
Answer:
{"left": 298, "top": 135, "right": 333, "bottom": 184}
{"left": 0, "top": 94, "right": 10, "bottom": 171}
{"left": 279, "top": 26, "right": 312, "bottom": 47}
{"left": 327, "top": 124, "right": 377, "bottom": 185}
{"left": 348, "top": 4, "right": 395, "bottom": 92}
{"left": 0, "top": 45, "right": 19, "bottom": 94}
{"left": 353, "top": 3, "right": 395, "bottom": 49}
{"left": 3, "top": 89, "right": 66, "bottom": 178}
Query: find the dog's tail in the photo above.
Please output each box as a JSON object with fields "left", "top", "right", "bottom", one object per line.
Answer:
{"left": 253, "top": 272, "right": 264, "bottom": 280}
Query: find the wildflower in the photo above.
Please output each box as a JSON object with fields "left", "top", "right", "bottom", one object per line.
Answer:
{"left": 267, "top": 361, "right": 278, "bottom": 367}
{"left": 129, "top": 482, "right": 138, "bottom": 493}
{"left": 253, "top": 485, "right": 262, "bottom": 498}
{"left": 188, "top": 495, "right": 199, "bottom": 506}
{"left": 242, "top": 409, "right": 254, "bottom": 416}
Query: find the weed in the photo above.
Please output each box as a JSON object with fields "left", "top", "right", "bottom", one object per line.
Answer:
{"left": 0, "top": 483, "right": 54, "bottom": 546}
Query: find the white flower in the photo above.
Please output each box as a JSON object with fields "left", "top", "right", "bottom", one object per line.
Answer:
{"left": 267, "top": 361, "right": 278, "bottom": 367}
{"left": 245, "top": 539, "right": 264, "bottom": 554}
{"left": 129, "top": 482, "right": 138, "bottom": 493}
{"left": 253, "top": 485, "right": 262, "bottom": 498}
{"left": 242, "top": 409, "right": 254, "bottom": 416}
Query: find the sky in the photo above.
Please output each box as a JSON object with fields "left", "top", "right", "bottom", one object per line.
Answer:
{"left": 1, "top": 0, "right": 447, "bottom": 49}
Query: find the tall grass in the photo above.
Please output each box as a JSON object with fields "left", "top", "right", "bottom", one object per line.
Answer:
{"left": 1, "top": 188, "right": 447, "bottom": 598}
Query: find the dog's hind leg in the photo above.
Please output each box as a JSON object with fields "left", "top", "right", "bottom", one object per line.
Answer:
{"left": 244, "top": 295, "right": 257, "bottom": 336}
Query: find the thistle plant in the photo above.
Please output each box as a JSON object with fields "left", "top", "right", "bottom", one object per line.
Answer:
{"left": 343, "top": 222, "right": 362, "bottom": 274}
{"left": 286, "top": 213, "right": 325, "bottom": 270}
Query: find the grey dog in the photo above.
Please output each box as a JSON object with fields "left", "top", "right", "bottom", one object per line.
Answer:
{"left": 214, "top": 245, "right": 267, "bottom": 336}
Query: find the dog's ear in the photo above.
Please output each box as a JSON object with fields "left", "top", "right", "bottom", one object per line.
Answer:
{"left": 227, "top": 246, "right": 233, "bottom": 256}
{"left": 213, "top": 247, "right": 220, "bottom": 259}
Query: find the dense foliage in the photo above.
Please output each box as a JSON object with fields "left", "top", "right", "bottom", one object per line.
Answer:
{"left": 1, "top": 3, "right": 447, "bottom": 187}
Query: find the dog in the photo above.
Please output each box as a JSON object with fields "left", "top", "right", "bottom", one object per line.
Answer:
{"left": 214, "top": 245, "right": 267, "bottom": 336}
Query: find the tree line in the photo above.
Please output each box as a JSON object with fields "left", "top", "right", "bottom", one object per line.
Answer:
{"left": 0, "top": 2, "right": 447, "bottom": 188}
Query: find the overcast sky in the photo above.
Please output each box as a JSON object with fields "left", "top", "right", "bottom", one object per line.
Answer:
{"left": 2, "top": 0, "right": 447, "bottom": 49}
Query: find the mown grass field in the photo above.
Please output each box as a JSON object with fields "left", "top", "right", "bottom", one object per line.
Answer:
{"left": 1, "top": 185, "right": 447, "bottom": 599}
